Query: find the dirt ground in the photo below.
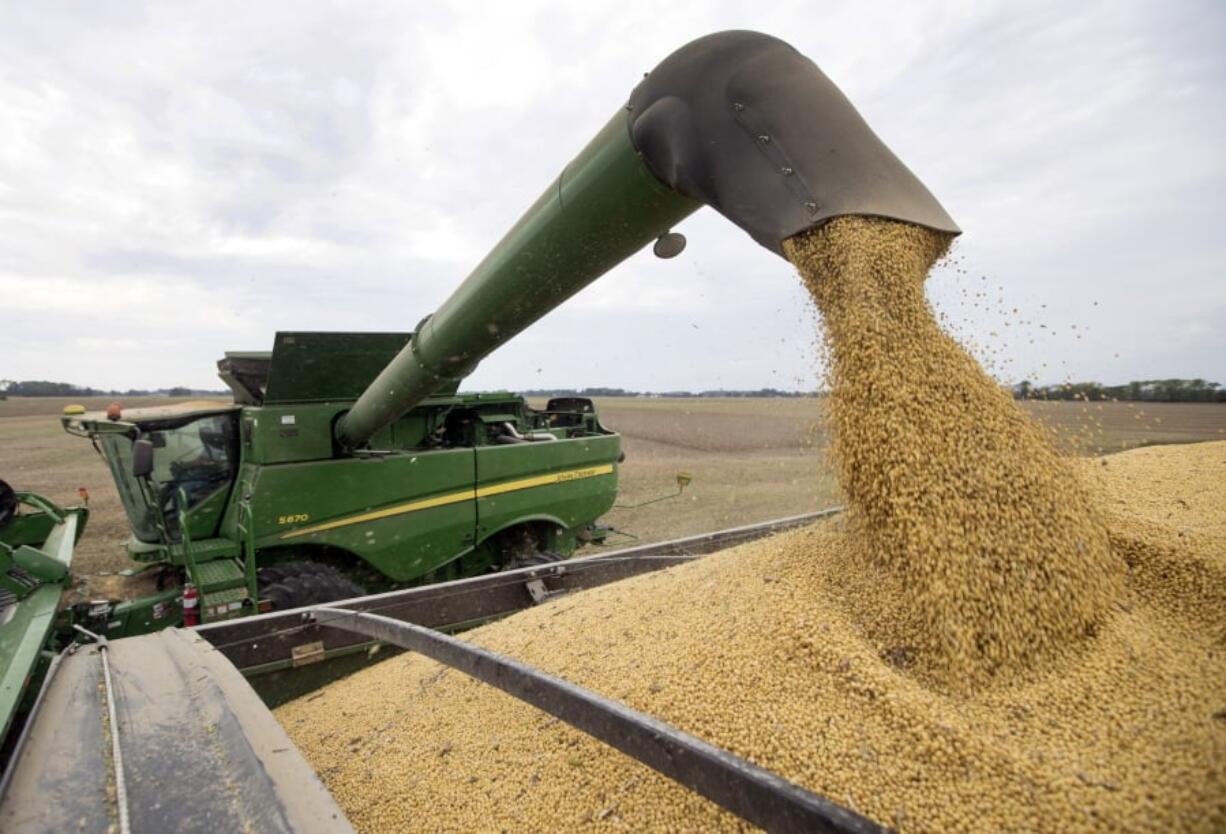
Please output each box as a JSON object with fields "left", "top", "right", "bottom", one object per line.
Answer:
{"left": 2, "top": 395, "right": 1223, "bottom": 588}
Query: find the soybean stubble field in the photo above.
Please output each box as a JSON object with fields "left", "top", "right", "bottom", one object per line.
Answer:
{"left": 2, "top": 394, "right": 1223, "bottom": 589}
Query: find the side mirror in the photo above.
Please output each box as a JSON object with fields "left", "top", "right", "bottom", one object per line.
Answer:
{"left": 132, "top": 438, "right": 155, "bottom": 478}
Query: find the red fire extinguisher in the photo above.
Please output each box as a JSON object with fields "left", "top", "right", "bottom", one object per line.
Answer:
{"left": 182, "top": 582, "right": 200, "bottom": 627}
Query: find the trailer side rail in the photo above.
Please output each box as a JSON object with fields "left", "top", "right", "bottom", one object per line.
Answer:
{"left": 312, "top": 606, "right": 880, "bottom": 834}
{"left": 198, "top": 508, "right": 841, "bottom": 674}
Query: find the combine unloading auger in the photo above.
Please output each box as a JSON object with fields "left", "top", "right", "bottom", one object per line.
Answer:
{"left": 335, "top": 30, "right": 959, "bottom": 449}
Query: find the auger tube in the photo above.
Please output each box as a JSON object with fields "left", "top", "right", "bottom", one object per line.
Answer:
{"left": 335, "top": 30, "right": 958, "bottom": 450}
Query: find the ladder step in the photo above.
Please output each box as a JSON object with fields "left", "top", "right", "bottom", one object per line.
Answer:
{"left": 193, "top": 559, "right": 246, "bottom": 592}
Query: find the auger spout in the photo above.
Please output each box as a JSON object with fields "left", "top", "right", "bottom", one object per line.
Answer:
{"left": 335, "top": 30, "right": 958, "bottom": 450}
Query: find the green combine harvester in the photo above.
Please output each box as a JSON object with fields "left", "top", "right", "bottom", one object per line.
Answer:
{"left": 1, "top": 31, "right": 956, "bottom": 834}
{"left": 61, "top": 335, "right": 621, "bottom": 629}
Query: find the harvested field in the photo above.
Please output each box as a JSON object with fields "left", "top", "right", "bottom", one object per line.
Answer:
{"left": 577, "top": 397, "right": 840, "bottom": 550}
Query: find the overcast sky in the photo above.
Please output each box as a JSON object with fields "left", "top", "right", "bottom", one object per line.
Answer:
{"left": 2, "top": 1, "right": 1222, "bottom": 393}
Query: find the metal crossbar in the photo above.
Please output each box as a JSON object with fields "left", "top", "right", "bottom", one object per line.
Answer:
{"left": 311, "top": 606, "right": 882, "bottom": 834}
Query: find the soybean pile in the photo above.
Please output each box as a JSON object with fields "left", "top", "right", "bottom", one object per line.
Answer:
{"left": 278, "top": 218, "right": 1225, "bottom": 832}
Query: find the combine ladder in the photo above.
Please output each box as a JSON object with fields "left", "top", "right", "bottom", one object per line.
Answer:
{"left": 177, "top": 490, "right": 254, "bottom": 623}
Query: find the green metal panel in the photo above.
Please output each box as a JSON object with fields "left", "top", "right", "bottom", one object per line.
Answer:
{"left": 11, "top": 544, "right": 68, "bottom": 583}
{"left": 0, "top": 584, "right": 61, "bottom": 741}
{"left": 184, "top": 482, "right": 232, "bottom": 541}
{"left": 265, "top": 332, "right": 412, "bottom": 404}
{"left": 0, "top": 513, "right": 57, "bottom": 551}
{"left": 337, "top": 113, "right": 700, "bottom": 448}
{"left": 474, "top": 436, "right": 620, "bottom": 543}
{"left": 0, "top": 503, "right": 81, "bottom": 741}
{"left": 262, "top": 332, "right": 465, "bottom": 406}
{"left": 227, "top": 430, "right": 620, "bottom": 582}
{"left": 248, "top": 448, "right": 478, "bottom": 582}
{"left": 246, "top": 405, "right": 339, "bottom": 464}
{"left": 104, "top": 586, "right": 183, "bottom": 638}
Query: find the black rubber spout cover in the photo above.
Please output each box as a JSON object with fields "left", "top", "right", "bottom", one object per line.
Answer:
{"left": 628, "top": 31, "right": 960, "bottom": 256}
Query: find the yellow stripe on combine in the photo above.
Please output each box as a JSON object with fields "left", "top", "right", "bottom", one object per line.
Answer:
{"left": 280, "top": 462, "right": 614, "bottom": 540}
{"left": 281, "top": 490, "right": 475, "bottom": 539}
{"left": 475, "top": 463, "right": 613, "bottom": 498}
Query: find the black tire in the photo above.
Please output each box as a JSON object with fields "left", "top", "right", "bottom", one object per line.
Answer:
{"left": 259, "top": 561, "right": 366, "bottom": 611}
{"left": 257, "top": 560, "right": 335, "bottom": 587}
{"left": 0, "top": 480, "right": 16, "bottom": 528}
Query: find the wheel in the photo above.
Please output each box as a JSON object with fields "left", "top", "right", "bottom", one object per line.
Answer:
{"left": 258, "top": 561, "right": 366, "bottom": 611}
{"left": 257, "top": 560, "right": 335, "bottom": 586}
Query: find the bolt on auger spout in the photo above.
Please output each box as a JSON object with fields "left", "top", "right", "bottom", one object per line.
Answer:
{"left": 335, "top": 30, "right": 959, "bottom": 450}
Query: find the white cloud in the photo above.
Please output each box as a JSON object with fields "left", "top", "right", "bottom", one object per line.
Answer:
{"left": 0, "top": 0, "right": 1223, "bottom": 393}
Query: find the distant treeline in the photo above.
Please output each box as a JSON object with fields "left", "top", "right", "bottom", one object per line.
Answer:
{"left": 522, "top": 387, "right": 814, "bottom": 398}
{"left": 1013, "top": 379, "right": 1225, "bottom": 403}
{"left": 0, "top": 380, "right": 227, "bottom": 398}
{"left": 6, "top": 378, "right": 1222, "bottom": 402}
